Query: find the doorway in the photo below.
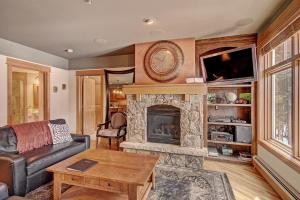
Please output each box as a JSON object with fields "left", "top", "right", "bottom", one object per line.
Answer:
{"left": 7, "top": 58, "right": 50, "bottom": 125}
{"left": 76, "top": 70, "right": 105, "bottom": 136}
{"left": 104, "top": 69, "right": 135, "bottom": 122}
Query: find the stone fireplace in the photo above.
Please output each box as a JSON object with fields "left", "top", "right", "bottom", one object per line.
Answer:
{"left": 147, "top": 105, "right": 180, "bottom": 145}
{"left": 120, "top": 84, "right": 208, "bottom": 170}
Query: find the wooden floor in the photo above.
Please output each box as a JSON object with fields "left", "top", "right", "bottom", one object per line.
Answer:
{"left": 91, "top": 138, "right": 281, "bottom": 200}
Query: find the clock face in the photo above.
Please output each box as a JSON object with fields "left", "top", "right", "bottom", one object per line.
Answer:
{"left": 144, "top": 41, "right": 184, "bottom": 82}
{"left": 150, "top": 49, "right": 176, "bottom": 74}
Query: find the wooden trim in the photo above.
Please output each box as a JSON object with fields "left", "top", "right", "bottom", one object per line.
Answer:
{"left": 253, "top": 156, "right": 298, "bottom": 200}
{"left": 7, "top": 58, "right": 50, "bottom": 124}
{"left": 76, "top": 69, "right": 104, "bottom": 76}
{"left": 258, "top": 140, "right": 300, "bottom": 173}
{"left": 76, "top": 76, "right": 83, "bottom": 134}
{"left": 6, "top": 57, "right": 51, "bottom": 73}
{"left": 123, "top": 84, "right": 207, "bottom": 95}
{"left": 258, "top": 0, "right": 300, "bottom": 49}
{"left": 264, "top": 57, "right": 298, "bottom": 75}
{"left": 7, "top": 66, "right": 13, "bottom": 124}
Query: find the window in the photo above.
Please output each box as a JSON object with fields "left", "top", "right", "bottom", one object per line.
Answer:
{"left": 271, "top": 68, "right": 292, "bottom": 146}
{"left": 271, "top": 38, "right": 292, "bottom": 66}
{"left": 259, "top": 28, "right": 300, "bottom": 171}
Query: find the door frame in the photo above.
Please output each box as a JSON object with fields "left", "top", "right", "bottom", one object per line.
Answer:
{"left": 7, "top": 58, "right": 51, "bottom": 125}
{"left": 76, "top": 70, "right": 105, "bottom": 134}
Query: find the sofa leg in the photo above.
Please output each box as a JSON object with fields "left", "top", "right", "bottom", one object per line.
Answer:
{"left": 116, "top": 139, "right": 120, "bottom": 151}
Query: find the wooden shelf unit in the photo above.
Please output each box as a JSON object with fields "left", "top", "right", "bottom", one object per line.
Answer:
{"left": 207, "top": 122, "right": 252, "bottom": 127}
{"left": 207, "top": 140, "right": 252, "bottom": 147}
{"left": 208, "top": 103, "right": 252, "bottom": 107}
{"left": 205, "top": 83, "right": 256, "bottom": 164}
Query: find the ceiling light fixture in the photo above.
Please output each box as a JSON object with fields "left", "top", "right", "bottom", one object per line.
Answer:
{"left": 143, "top": 18, "right": 155, "bottom": 25}
{"left": 64, "top": 48, "right": 74, "bottom": 53}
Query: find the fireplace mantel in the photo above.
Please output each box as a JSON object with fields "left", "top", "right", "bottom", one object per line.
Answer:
{"left": 123, "top": 83, "right": 207, "bottom": 101}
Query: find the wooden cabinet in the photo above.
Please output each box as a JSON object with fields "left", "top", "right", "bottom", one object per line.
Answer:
{"left": 205, "top": 83, "right": 256, "bottom": 164}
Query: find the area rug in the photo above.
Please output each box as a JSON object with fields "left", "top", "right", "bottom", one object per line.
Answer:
{"left": 23, "top": 165, "right": 235, "bottom": 200}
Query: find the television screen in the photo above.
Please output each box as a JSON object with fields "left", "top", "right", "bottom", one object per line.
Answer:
{"left": 200, "top": 46, "right": 257, "bottom": 84}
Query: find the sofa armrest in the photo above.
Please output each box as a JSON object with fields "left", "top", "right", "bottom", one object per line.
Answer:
{"left": 0, "top": 153, "right": 27, "bottom": 196}
{"left": 71, "top": 134, "right": 90, "bottom": 149}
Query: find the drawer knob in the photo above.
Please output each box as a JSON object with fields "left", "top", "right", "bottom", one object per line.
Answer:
{"left": 107, "top": 183, "right": 111, "bottom": 187}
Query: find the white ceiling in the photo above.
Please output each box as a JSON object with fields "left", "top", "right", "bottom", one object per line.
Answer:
{"left": 0, "top": 0, "right": 286, "bottom": 59}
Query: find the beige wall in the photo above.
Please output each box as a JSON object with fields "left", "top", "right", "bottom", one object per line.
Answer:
{"left": 0, "top": 56, "right": 8, "bottom": 126}
{"left": 135, "top": 38, "right": 196, "bottom": 84}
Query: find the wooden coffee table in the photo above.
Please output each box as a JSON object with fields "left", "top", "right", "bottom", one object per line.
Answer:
{"left": 47, "top": 149, "right": 159, "bottom": 200}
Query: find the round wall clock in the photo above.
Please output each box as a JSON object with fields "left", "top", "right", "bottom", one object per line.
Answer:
{"left": 144, "top": 41, "right": 184, "bottom": 82}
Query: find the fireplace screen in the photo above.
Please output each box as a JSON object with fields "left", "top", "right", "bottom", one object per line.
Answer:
{"left": 147, "top": 105, "right": 180, "bottom": 145}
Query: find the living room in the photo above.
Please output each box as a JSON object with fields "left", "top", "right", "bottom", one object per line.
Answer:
{"left": 0, "top": 0, "right": 299, "bottom": 200}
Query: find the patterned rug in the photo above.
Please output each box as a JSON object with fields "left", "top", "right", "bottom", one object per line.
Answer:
{"left": 22, "top": 165, "right": 235, "bottom": 200}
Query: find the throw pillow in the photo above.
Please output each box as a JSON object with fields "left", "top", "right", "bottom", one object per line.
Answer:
{"left": 48, "top": 123, "right": 73, "bottom": 144}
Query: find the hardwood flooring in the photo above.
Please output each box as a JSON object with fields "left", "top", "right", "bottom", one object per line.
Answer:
{"left": 91, "top": 138, "right": 281, "bottom": 200}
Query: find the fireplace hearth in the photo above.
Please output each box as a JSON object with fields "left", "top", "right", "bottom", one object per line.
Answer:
{"left": 147, "top": 105, "right": 180, "bottom": 145}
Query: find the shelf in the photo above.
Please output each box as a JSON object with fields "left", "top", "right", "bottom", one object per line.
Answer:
{"left": 207, "top": 140, "right": 252, "bottom": 147}
{"left": 207, "top": 84, "right": 252, "bottom": 88}
{"left": 208, "top": 103, "right": 251, "bottom": 107}
{"left": 206, "top": 154, "right": 252, "bottom": 164}
{"left": 207, "top": 122, "right": 252, "bottom": 127}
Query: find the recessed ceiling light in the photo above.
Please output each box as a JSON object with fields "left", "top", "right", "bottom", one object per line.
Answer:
{"left": 84, "top": 0, "right": 93, "bottom": 5}
{"left": 64, "top": 48, "right": 74, "bottom": 53}
{"left": 143, "top": 18, "right": 155, "bottom": 25}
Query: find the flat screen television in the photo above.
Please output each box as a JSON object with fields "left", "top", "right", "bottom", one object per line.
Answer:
{"left": 200, "top": 45, "right": 257, "bottom": 84}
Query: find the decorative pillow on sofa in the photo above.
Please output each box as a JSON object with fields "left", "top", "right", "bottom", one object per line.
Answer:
{"left": 48, "top": 123, "right": 73, "bottom": 145}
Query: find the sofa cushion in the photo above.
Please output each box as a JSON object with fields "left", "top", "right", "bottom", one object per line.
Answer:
{"left": 22, "top": 141, "right": 86, "bottom": 175}
{"left": 0, "top": 127, "right": 18, "bottom": 153}
{"left": 48, "top": 123, "right": 73, "bottom": 145}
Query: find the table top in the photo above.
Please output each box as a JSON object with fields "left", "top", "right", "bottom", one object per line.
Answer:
{"left": 47, "top": 149, "right": 159, "bottom": 186}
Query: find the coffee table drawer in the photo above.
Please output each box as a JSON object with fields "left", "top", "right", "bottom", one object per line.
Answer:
{"left": 64, "top": 175, "right": 84, "bottom": 185}
{"left": 100, "top": 180, "right": 127, "bottom": 193}
{"left": 85, "top": 177, "right": 100, "bottom": 186}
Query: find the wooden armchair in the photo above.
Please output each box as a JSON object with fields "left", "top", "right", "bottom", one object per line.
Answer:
{"left": 96, "top": 112, "right": 127, "bottom": 149}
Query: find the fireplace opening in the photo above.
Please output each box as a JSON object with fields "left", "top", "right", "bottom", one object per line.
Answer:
{"left": 147, "top": 105, "right": 180, "bottom": 145}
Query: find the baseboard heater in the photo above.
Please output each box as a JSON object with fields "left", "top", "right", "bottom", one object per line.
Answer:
{"left": 254, "top": 156, "right": 300, "bottom": 200}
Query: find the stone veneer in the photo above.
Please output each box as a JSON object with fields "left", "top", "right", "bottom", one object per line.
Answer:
{"left": 121, "top": 93, "right": 207, "bottom": 170}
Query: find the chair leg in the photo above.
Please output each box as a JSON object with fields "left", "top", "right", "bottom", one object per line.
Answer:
{"left": 96, "top": 137, "right": 99, "bottom": 149}
{"left": 109, "top": 138, "right": 112, "bottom": 149}
{"left": 123, "top": 136, "right": 126, "bottom": 141}
{"left": 116, "top": 139, "right": 120, "bottom": 151}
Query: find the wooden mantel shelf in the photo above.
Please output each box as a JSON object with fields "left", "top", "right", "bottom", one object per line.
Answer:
{"left": 123, "top": 83, "right": 207, "bottom": 101}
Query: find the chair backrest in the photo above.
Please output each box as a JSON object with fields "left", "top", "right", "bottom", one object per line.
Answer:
{"left": 111, "top": 112, "right": 127, "bottom": 129}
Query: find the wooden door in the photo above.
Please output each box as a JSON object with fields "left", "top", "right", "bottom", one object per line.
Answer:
{"left": 83, "top": 77, "right": 96, "bottom": 135}
{"left": 11, "top": 72, "right": 27, "bottom": 124}
{"left": 82, "top": 76, "right": 104, "bottom": 135}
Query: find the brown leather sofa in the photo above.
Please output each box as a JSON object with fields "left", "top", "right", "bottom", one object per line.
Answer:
{"left": 0, "top": 119, "right": 90, "bottom": 197}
